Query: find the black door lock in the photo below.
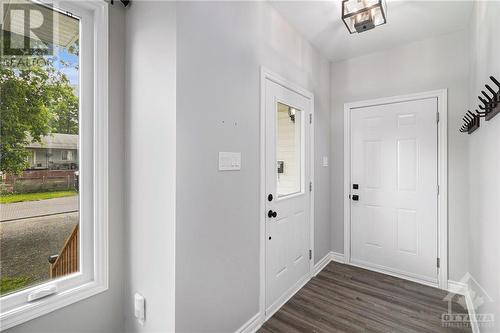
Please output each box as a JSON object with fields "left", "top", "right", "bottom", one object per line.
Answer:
{"left": 353, "top": 184, "right": 359, "bottom": 189}
{"left": 352, "top": 195, "right": 359, "bottom": 201}
{"left": 268, "top": 210, "right": 277, "bottom": 218}
{"left": 268, "top": 194, "right": 273, "bottom": 202}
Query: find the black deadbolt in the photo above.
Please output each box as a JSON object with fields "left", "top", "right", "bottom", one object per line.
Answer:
{"left": 268, "top": 194, "right": 273, "bottom": 202}
{"left": 352, "top": 195, "right": 359, "bottom": 201}
{"left": 269, "top": 236, "right": 272, "bottom": 240}
{"left": 353, "top": 184, "right": 359, "bottom": 189}
{"left": 268, "top": 210, "right": 277, "bottom": 218}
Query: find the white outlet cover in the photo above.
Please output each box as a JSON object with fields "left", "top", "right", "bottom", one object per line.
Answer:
{"left": 219, "top": 152, "right": 241, "bottom": 171}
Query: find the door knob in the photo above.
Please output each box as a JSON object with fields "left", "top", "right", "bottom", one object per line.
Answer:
{"left": 352, "top": 195, "right": 359, "bottom": 201}
{"left": 268, "top": 210, "right": 277, "bottom": 218}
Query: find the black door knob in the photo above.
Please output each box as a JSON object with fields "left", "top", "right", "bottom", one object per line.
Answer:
{"left": 352, "top": 195, "right": 359, "bottom": 201}
{"left": 268, "top": 210, "right": 277, "bottom": 218}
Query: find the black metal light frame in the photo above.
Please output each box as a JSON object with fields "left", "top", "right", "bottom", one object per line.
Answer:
{"left": 341, "top": 0, "right": 387, "bottom": 34}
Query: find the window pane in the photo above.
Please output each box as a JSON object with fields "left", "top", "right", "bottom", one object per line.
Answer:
{"left": 0, "top": 1, "right": 80, "bottom": 296}
{"left": 276, "top": 102, "right": 302, "bottom": 197}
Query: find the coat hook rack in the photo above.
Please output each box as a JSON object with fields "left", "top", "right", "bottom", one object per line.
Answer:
{"left": 460, "top": 75, "right": 500, "bottom": 134}
{"left": 110, "top": 0, "right": 130, "bottom": 7}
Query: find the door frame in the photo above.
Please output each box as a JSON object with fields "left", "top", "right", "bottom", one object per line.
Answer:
{"left": 343, "top": 89, "right": 448, "bottom": 290}
{"left": 259, "top": 67, "right": 315, "bottom": 320}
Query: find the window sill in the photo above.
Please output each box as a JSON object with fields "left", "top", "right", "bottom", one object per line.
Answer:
{"left": 0, "top": 280, "right": 108, "bottom": 331}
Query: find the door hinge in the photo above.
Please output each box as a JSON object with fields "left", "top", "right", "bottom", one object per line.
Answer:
{"left": 436, "top": 112, "right": 440, "bottom": 123}
{"left": 309, "top": 182, "right": 312, "bottom": 192}
{"left": 309, "top": 114, "right": 312, "bottom": 124}
{"left": 437, "top": 258, "right": 440, "bottom": 268}
{"left": 309, "top": 249, "right": 312, "bottom": 260}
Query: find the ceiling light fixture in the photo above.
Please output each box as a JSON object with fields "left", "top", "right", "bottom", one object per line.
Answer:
{"left": 342, "top": 0, "right": 387, "bottom": 34}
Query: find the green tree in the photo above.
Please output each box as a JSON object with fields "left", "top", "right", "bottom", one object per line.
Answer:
{"left": 0, "top": 65, "right": 77, "bottom": 174}
{"left": 49, "top": 76, "right": 79, "bottom": 134}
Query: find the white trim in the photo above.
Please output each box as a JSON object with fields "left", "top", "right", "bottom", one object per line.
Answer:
{"left": 265, "top": 273, "right": 310, "bottom": 321}
{"left": 234, "top": 313, "right": 262, "bottom": 333}
{"left": 447, "top": 280, "right": 480, "bottom": 333}
{"left": 313, "top": 251, "right": 346, "bottom": 276}
{"left": 259, "top": 67, "right": 315, "bottom": 323}
{"left": 343, "top": 89, "right": 448, "bottom": 290}
{"left": 350, "top": 259, "right": 438, "bottom": 288}
{"left": 0, "top": 1, "right": 108, "bottom": 330}
{"left": 331, "top": 252, "right": 345, "bottom": 264}
{"left": 313, "top": 252, "right": 332, "bottom": 276}
{"left": 447, "top": 280, "right": 468, "bottom": 296}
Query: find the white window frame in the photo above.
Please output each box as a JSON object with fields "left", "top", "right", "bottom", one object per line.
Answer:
{"left": 0, "top": 1, "right": 108, "bottom": 330}
{"left": 61, "top": 150, "right": 69, "bottom": 161}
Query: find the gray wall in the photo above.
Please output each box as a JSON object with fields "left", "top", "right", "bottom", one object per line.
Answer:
{"left": 124, "top": 2, "right": 176, "bottom": 332}
{"left": 175, "top": 2, "right": 330, "bottom": 332}
{"left": 467, "top": 2, "right": 500, "bottom": 331}
{"left": 329, "top": 30, "right": 470, "bottom": 280}
{"left": 5, "top": 5, "right": 126, "bottom": 333}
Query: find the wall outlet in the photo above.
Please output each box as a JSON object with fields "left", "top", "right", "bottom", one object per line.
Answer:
{"left": 219, "top": 152, "right": 241, "bottom": 171}
{"left": 134, "top": 293, "right": 145, "bottom": 325}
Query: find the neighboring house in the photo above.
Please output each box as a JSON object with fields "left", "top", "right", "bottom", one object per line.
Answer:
{"left": 26, "top": 133, "right": 79, "bottom": 170}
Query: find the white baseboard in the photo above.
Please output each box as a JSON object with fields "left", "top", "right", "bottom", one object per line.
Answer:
{"left": 447, "top": 280, "right": 480, "bottom": 333}
{"left": 447, "top": 280, "right": 468, "bottom": 295}
{"left": 235, "top": 312, "right": 262, "bottom": 333}
{"left": 313, "top": 251, "right": 345, "bottom": 276}
{"left": 331, "top": 252, "right": 345, "bottom": 264}
{"left": 313, "top": 252, "right": 332, "bottom": 276}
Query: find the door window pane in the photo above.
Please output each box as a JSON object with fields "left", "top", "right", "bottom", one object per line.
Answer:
{"left": 276, "top": 102, "right": 302, "bottom": 197}
{"left": 0, "top": 2, "right": 80, "bottom": 296}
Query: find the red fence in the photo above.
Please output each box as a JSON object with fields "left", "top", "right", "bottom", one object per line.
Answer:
{"left": 1, "top": 170, "right": 77, "bottom": 193}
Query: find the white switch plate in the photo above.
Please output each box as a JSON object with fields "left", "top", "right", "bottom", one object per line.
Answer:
{"left": 134, "top": 293, "right": 145, "bottom": 325}
{"left": 219, "top": 152, "right": 241, "bottom": 171}
{"left": 323, "top": 156, "right": 329, "bottom": 167}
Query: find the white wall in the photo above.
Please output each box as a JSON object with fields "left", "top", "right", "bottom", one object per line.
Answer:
{"left": 124, "top": 2, "right": 176, "bottom": 332}
{"left": 330, "top": 30, "right": 470, "bottom": 280}
{"left": 175, "top": 2, "right": 330, "bottom": 332}
{"left": 467, "top": 2, "right": 500, "bottom": 330}
{"left": 4, "top": 5, "right": 126, "bottom": 333}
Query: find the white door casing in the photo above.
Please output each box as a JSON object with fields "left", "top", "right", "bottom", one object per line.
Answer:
{"left": 260, "top": 69, "right": 314, "bottom": 319}
{"left": 344, "top": 90, "right": 448, "bottom": 290}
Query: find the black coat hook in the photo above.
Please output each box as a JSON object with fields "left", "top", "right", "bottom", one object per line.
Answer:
{"left": 474, "top": 109, "right": 487, "bottom": 117}
{"left": 460, "top": 75, "right": 499, "bottom": 133}
{"left": 486, "top": 84, "right": 497, "bottom": 97}
{"left": 490, "top": 76, "right": 500, "bottom": 89}
{"left": 110, "top": 0, "right": 130, "bottom": 7}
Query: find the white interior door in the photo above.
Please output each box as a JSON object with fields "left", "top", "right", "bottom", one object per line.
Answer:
{"left": 350, "top": 98, "right": 438, "bottom": 284}
{"left": 265, "top": 78, "right": 311, "bottom": 315}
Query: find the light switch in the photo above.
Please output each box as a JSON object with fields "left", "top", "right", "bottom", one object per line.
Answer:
{"left": 219, "top": 152, "right": 241, "bottom": 171}
{"left": 134, "top": 293, "right": 145, "bottom": 325}
{"left": 323, "top": 156, "right": 329, "bottom": 167}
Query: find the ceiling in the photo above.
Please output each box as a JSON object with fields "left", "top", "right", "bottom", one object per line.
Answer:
{"left": 270, "top": 1, "right": 473, "bottom": 62}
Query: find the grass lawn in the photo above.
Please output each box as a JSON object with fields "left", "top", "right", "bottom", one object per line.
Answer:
{"left": 0, "top": 276, "right": 32, "bottom": 295}
{"left": 0, "top": 191, "right": 77, "bottom": 204}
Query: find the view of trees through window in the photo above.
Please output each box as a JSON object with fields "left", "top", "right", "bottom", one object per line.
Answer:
{"left": 0, "top": 1, "right": 80, "bottom": 296}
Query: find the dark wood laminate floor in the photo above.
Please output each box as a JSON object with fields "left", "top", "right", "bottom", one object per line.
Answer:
{"left": 260, "top": 262, "right": 471, "bottom": 333}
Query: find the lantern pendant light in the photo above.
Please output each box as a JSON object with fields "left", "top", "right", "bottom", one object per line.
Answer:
{"left": 342, "top": 0, "right": 387, "bottom": 34}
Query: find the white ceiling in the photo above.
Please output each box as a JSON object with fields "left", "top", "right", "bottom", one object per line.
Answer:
{"left": 270, "top": 1, "right": 473, "bottom": 62}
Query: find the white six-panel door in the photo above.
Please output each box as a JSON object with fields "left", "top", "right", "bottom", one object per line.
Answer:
{"left": 264, "top": 78, "right": 311, "bottom": 315}
{"left": 350, "top": 98, "right": 438, "bottom": 284}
